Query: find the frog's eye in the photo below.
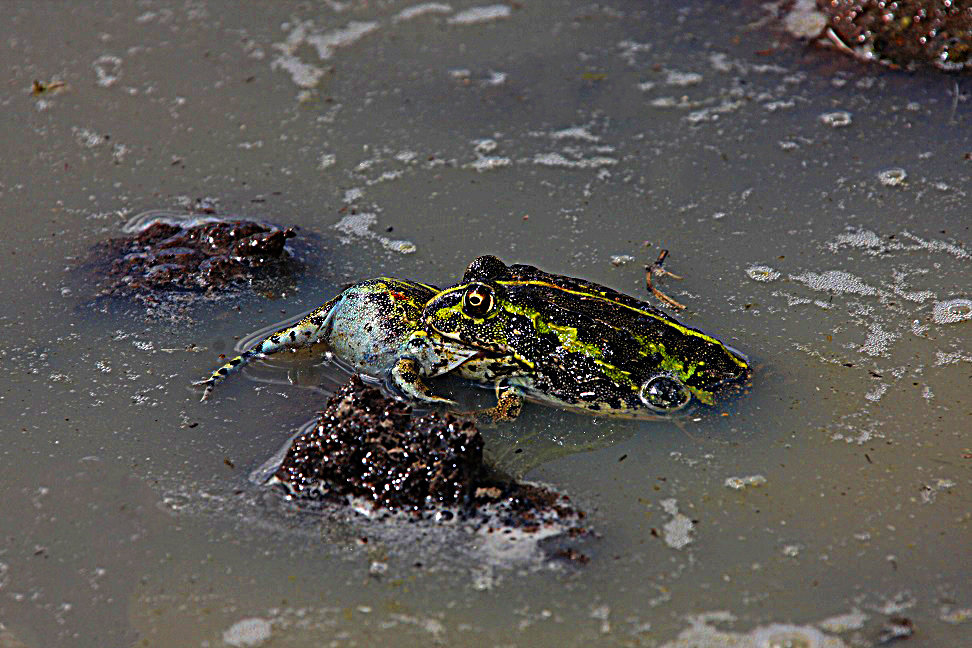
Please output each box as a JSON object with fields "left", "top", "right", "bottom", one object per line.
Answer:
{"left": 639, "top": 375, "right": 691, "bottom": 412}
{"left": 461, "top": 283, "right": 496, "bottom": 319}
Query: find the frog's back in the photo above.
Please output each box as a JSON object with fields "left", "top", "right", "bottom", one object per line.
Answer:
{"left": 464, "top": 256, "right": 749, "bottom": 402}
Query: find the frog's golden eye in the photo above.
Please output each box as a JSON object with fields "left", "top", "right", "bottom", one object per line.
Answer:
{"left": 461, "top": 283, "right": 496, "bottom": 319}
{"left": 639, "top": 375, "right": 691, "bottom": 412}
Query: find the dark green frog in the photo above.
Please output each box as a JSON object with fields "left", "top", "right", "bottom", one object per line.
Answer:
{"left": 197, "top": 256, "right": 749, "bottom": 420}
{"left": 421, "top": 255, "right": 750, "bottom": 418}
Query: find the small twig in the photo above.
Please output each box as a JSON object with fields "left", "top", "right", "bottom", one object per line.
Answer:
{"left": 645, "top": 249, "right": 686, "bottom": 310}
{"left": 823, "top": 27, "right": 855, "bottom": 56}
{"left": 31, "top": 79, "right": 67, "bottom": 95}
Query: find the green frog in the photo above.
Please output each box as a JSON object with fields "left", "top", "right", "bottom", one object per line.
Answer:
{"left": 421, "top": 256, "right": 750, "bottom": 418}
{"left": 194, "top": 277, "right": 523, "bottom": 406}
{"left": 197, "top": 256, "right": 749, "bottom": 420}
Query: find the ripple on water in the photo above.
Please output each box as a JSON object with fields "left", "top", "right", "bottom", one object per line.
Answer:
{"left": 933, "top": 298, "right": 972, "bottom": 325}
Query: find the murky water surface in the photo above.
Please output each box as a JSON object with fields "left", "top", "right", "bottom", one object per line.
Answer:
{"left": 1, "top": 2, "right": 970, "bottom": 646}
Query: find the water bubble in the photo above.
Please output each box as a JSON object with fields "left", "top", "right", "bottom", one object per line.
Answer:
{"left": 933, "top": 298, "right": 972, "bottom": 324}
{"left": 877, "top": 168, "right": 907, "bottom": 186}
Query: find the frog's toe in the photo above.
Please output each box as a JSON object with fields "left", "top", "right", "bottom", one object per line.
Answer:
{"left": 481, "top": 387, "right": 523, "bottom": 423}
{"left": 390, "top": 357, "right": 454, "bottom": 404}
{"left": 191, "top": 378, "right": 215, "bottom": 401}
{"left": 427, "top": 393, "right": 458, "bottom": 406}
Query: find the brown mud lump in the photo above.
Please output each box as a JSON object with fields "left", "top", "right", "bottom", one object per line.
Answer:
{"left": 270, "top": 376, "right": 586, "bottom": 535}
{"left": 99, "top": 217, "right": 299, "bottom": 295}
{"left": 784, "top": 0, "right": 972, "bottom": 71}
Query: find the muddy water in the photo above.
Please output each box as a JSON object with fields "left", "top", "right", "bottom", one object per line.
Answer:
{"left": 1, "top": 1, "right": 970, "bottom": 647}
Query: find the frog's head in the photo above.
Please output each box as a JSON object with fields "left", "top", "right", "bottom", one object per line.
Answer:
{"left": 426, "top": 256, "right": 750, "bottom": 415}
{"left": 422, "top": 257, "right": 519, "bottom": 359}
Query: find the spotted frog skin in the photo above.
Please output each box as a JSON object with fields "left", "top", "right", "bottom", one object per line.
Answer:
{"left": 195, "top": 277, "right": 522, "bottom": 405}
{"left": 197, "top": 257, "right": 749, "bottom": 420}
{"left": 421, "top": 255, "right": 750, "bottom": 418}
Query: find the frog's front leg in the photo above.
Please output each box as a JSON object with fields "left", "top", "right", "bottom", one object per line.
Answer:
{"left": 388, "top": 330, "right": 486, "bottom": 405}
{"left": 390, "top": 356, "right": 457, "bottom": 405}
{"left": 194, "top": 295, "right": 341, "bottom": 401}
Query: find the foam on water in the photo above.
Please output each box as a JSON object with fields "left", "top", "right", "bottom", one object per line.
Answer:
{"left": 447, "top": 4, "right": 511, "bottom": 25}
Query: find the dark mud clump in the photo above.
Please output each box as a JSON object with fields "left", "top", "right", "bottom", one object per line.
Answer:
{"left": 90, "top": 215, "right": 305, "bottom": 317}
{"left": 101, "top": 218, "right": 298, "bottom": 295}
{"left": 270, "top": 375, "right": 586, "bottom": 536}
{"left": 784, "top": 0, "right": 972, "bottom": 71}
{"left": 274, "top": 375, "right": 484, "bottom": 509}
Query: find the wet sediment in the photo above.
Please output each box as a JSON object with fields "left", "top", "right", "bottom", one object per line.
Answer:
{"left": 270, "top": 375, "right": 586, "bottom": 538}
{"left": 89, "top": 215, "right": 305, "bottom": 317}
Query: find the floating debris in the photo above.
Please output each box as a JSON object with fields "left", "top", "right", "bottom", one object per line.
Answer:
{"left": 790, "top": 270, "right": 877, "bottom": 296}
{"left": 820, "top": 111, "right": 853, "bottom": 128}
{"left": 660, "top": 613, "right": 849, "bottom": 648}
{"left": 878, "top": 616, "right": 914, "bottom": 644}
{"left": 665, "top": 70, "right": 703, "bottom": 86}
{"left": 88, "top": 211, "right": 306, "bottom": 318}
{"left": 746, "top": 264, "right": 781, "bottom": 282}
{"left": 724, "top": 474, "right": 767, "bottom": 490}
{"left": 783, "top": 0, "right": 828, "bottom": 39}
{"left": 878, "top": 168, "right": 908, "bottom": 187}
{"left": 31, "top": 79, "right": 67, "bottom": 95}
{"left": 940, "top": 607, "right": 972, "bottom": 624}
{"left": 659, "top": 498, "right": 694, "bottom": 550}
{"left": 818, "top": 610, "right": 868, "bottom": 633}
{"left": 333, "top": 212, "right": 417, "bottom": 254}
{"left": 394, "top": 3, "right": 454, "bottom": 23}
{"left": 222, "top": 618, "right": 273, "bottom": 648}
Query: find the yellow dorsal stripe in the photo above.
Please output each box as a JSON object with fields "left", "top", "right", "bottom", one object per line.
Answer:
{"left": 435, "top": 280, "right": 748, "bottom": 369}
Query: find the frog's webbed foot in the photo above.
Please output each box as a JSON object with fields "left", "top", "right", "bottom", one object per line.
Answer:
{"left": 476, "top": 386, "right": 524, "bottom": 424}
{"left": 390, "top": 357, "right": 457, "bottom": 405}
{"left": 453, "top": 383, "right": 523, "bottom": 425}
{"left": 645, "top": 248, "right": 686, "bottom": 310}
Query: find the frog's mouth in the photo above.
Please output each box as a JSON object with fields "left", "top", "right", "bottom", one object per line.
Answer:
{"left": 425, "top": 335, "right": 522, "bottom": 377}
